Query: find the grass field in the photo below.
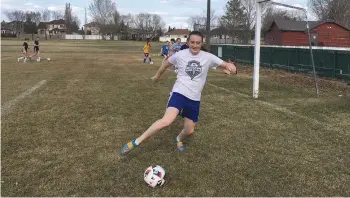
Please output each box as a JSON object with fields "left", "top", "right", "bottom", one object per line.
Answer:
{"left": 1, "top": 39, "right": 350, "bottom": 197}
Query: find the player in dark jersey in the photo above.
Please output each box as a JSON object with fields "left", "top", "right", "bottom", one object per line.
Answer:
{"left": 180, "top": 38, "right": 189, "bottom": 50}
{"left": 30, "top": 37, "right": 40, "bottom": 62}
{"left": 18, "top": 38, "right": 30, "bottom": 63}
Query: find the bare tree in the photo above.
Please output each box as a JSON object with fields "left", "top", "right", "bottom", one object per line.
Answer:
{"left": 89, "top": 0, "right": 116, "bottom": 24}
{"left": 241, "top": 0, "right": 267, "bottom": 43}
{"left": 133, "top": 13, "right": 165, "bottom": 39}
{"left": 121, "top": 14, "right": 135, "bottom": 28}
{"left": 133, "top": 13, "right": 148, "bottom": 31}
{"left": 308, "top": 0, "right": 330, "bottom": 20}
{"left": 72, "top": 14, "right": 81, "bottom": 29}
{"left": 24, "top": 11, "right": 41, "bottom": 39}
{"left": 89, "top": 0, "right": 120, "bottom": 39}
{"left": 188, "top": 15, "right": 205, "bottom": 30}
{"left": 39, "top": 9, "right": 51, "bottom": 40}
{"left": 119, "top": 14, "right": 134, "bottom": 39}
{"left": 27, "top": 11, "right": 42, "bottom": 25}
{"left": 308, "top": 0, "right": 350, "bottom": 28}
{"left": 41, "top": 9, "right": 51, "bottom": 22}
{"left": 188, "top": 9, "right": 217, "bottom": 31}
{"left": 51, "top": 10, "right": 64, "bottom": 20}
{"left": 241, "top": 0, "right": 257, "bottom": 29}
{"left": 149, "top": 14, "right": 165, "bottom": 38}
{"left": 262, "top": 6, "right": 303, "bottom": 31}
{"left": 4, "top": 10, "right": 26, "bottom": 38}
{"left": 327, "top": 0, "right": 350, "bottom": 28}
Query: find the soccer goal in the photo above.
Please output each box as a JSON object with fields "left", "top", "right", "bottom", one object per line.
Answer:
{"left": 253, "top": 0, "right": 319, "bottom": 99}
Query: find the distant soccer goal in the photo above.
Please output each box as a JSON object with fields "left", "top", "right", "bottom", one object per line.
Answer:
{"left": 253, "top": 0, "right": 319, "bottom": 99}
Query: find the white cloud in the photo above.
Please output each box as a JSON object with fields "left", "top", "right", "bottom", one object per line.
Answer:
{"left": 149, "top": 11, "right": 170, "bottom": 16}
{"left": 172, "top": 16, "right": 188, "bottom": 21}
{"left": 159, "top": 0, "right": 170, "bottom": 3}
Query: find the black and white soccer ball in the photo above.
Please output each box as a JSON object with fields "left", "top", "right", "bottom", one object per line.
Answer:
{"left": 144, "top": 165, "right": 166, "bottom": 188}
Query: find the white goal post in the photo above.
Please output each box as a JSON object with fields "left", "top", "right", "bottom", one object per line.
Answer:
{"left": 253, "top": 0, "right": 319, "bottom": 99}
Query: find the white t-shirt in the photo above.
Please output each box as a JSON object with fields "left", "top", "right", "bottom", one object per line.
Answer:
{"left": 168, "top": 49, "right": 224, "bottom": 101}
{"left": 170, "top": 43, "right": 182, "bottom": 55}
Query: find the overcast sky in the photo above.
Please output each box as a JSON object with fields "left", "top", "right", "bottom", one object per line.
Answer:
{"left": 1, "top": 0, "right": 315, "bottom": 28}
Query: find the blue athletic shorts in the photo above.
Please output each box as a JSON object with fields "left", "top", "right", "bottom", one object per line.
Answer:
{"left": 167, "top": 92, "right": 200, "bottom": 122}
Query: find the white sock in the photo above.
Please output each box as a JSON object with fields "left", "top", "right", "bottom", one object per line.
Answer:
{"left": 24, "top": 58, "right": 27, "bottom": 62}
{"left": 176, "top": 130, "right": 187, "bottom": 142}
{"left": 134, "top": 139, "right": 141, "bottom": 146}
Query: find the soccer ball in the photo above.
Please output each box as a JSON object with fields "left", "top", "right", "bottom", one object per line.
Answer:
{"left": 144, "top": 165, "right": 166, "bottom": 188}
{"left": 36, "top": 58, "right": 40, "bottom": 62}
{"left": 150, "top": 61, "right": 154, "bottom": 64}
{"left": 47, "top": 58, "right": 50, "bottom": 61}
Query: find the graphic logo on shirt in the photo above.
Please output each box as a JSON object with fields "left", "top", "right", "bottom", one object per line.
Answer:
{"left": 185, "top": 60, "right": 202, "bottom": 80}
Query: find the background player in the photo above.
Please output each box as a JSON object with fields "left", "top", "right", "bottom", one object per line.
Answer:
{"left": 170, "top": 38, "right": 182, "bottom": 55}
{"left": 17, "top": 38, "right": 30, "bottom": 63}
{"left": 30, "top": 37, "right": 40, "bottom": 62}
{"left": 160, "top": 41, "right": 170, "bottom": 63}
{"left": 143, "top": 38, "right": 153, "bottom": 64}
{"left": 180, "top": 38, "right": 189, "bottom": 50}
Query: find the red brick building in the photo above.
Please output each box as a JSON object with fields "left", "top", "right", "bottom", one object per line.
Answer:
{"left": 265, "top": 19, "right": 350, "bottom": 47}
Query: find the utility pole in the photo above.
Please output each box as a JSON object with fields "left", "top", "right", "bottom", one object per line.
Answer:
{"left": 85, "top": 6, "right": 87, "bottom": 26}
{"left": 84, "top": 6, "right": 87, "bottom": 39}
{"left": 206, "top": 0, "right": 211, "bottom": 51}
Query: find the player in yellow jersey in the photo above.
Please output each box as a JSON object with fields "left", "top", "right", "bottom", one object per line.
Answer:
{"left": 143, "top": 38, "right": 153, "bottom": 64}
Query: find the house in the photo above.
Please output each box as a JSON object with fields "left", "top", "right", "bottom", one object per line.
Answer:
{"left": 210, "top": 27, "right": 232, "bottom": 44}
{"left": 37, "top": 19, "right": 66, "bottom": 36}
{"left": 129, "top": 28, "right": 154, "bottom": 40}
{"left": 265, "top": 19, "right": 350, "bottom": 47}
{"left": 210, "top": 26, "right": 248, "bottom": 44}
{"left": 83, "top": 22, "right": 100, "bottom": 35}
{"left": 1, "top": 21, "right": 25, "bottom": 36}
{"left": 159, "top": 29, "right": 190, "bottom": 42}
{"left": 211, "top": 27, "right": 230, "bottom": 39}
{"left": 1, "top": 27, "right": 15, "bottom": 34}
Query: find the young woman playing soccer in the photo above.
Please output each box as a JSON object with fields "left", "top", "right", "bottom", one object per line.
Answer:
{"left": 120, "top": 31, "right": 237, "bottom": 155}
{"left": 17, "top": 38, "right": 30, "bottom": 63}
{"left": 170, "top": 38, "right": 182, "bottom": 55}
{"left": 160, "top": 41, "right": 170, "bottom": 59}
{"left": 143, "top": 39, "right": 153, "bottom": 64}
{"left": 30, "top": 37, "right": 41, "bottom": 61}
{"left": 180, "top": 38, "right": 189, "bottom": 50}
{"left": 160, "top": 41, "right": 171, "bottom": 66}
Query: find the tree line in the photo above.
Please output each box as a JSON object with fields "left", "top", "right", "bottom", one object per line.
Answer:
{"left": 2, "top": 0, "right": 166, "bottom": 40}
{"left": 87, "top": 0, "right": 165, "bottom": 40}
{"left": 3, "top": 3, "right": 80, "bottom": 38}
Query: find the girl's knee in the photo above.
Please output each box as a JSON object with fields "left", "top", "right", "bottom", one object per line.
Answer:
{"left": 158, "top": 118, "right": 173, "bottom": 128}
